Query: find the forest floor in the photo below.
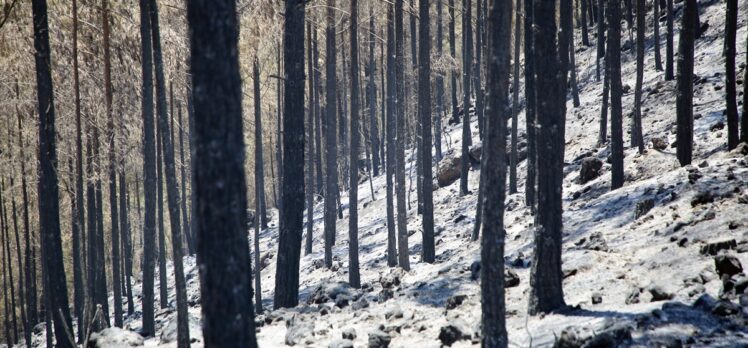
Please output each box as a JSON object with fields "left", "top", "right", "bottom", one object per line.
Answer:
{"left": 31, "top": 0, "right": 748, "bottom": 347}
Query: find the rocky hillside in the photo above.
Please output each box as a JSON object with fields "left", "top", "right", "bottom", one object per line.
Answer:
{"left": 32, "top": 0, "right": 748, "bottom": 347}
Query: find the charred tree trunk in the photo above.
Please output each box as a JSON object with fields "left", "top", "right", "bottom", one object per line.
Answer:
{"left": 654, "top": 0, "right": 663, "bottom": 71}
{"left": 71, "top": 0, "right": 85, "bottom": 340}
{"left": 509, "top": 0, "right": 521, "bottom": 195}
{"left": 395, "top": 0, "right": 410, "bottom": 271}
{"left": 306, "top": 23, "right": 315, "bottom": 256}
{"left": 449, "top": 0, "right": 459, "bottom": 140}
{"left": 149, "top": 0, "right": 190, "bottom": 344}
{"left": 419, "top": 0, "right": 435, "bottom": 263}
{"left": 138, "top": 0, "right": 157, "bottom": 335}
{"left": 156, "top": 120, "right": 168, "bottom": 310}
{"left": 187, "top": 0, "right": 258, "bottom": 345}
{"left": 665, "top": 0, "right": 674, "bottom": 80}
{"left": 528, "top": 0, "right": 567, "bottom": 315}
{"left": 102, "top": 0, "right": 123, "bottom": 327}
{"left": 460, "top": 0, "right": 473, "bottom": 196}
{"left": 324, "top": 0, "right": 339, "bottom": 270}
{"left": 385, "top": 3, "right": 398, "bottom": 268}
{"left": 349, "top": 0, "right": 362, "bottom": 287}
{"left": 481, "top": 0, "right": 511, "bottom": 343}
{"left": 276, "top": 0, "right": 307, "bottom": 307}
{"left": 524, "top": 0, "right": 536, "bottom": 211}
{"left": 580, "top": 0, "right": 590, "bottom": 46}
{"left": 725, "top": 0, "right": 738, "bottom": 149}
{"left": 608, "top": 0, "right": 624, "bottom": 189}
{"left": 31, "top": 0, "right": 74, "bottom": 343}
{"left": 676, "top": 0, "right": 697, "bottom": 166}
{"left": 631, "top": 0, "right": 645, "bottom": 153}
{"left": 435, "top": 0, "right": 445, "bottom": 162}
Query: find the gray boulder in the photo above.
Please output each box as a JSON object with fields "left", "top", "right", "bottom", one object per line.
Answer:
{"left": 88, "top": 328, "right": 144, "bottom": 348}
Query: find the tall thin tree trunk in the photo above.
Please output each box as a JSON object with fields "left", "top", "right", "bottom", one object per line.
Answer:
{"left": 31, "top": 0, "right": 74, "bottom": 343}
{"left": 149, "top": 0, "right": 190, "bottom": 344}
{"left": 524, "top": 0, "right": 536, "bottom": 212}
{"left": 102, "top": 0, "right": 123, "bottom": 327}
{"left": 419, "top": 0, "right": 435, "bottom": 263}
{"left": 306, "top": 22, "right": 316, "bottom": 256}
{"left": 665, "top": 0, "right": 674, "bottom": 80}
{"left": 187, "top": 0, "right": 258, "bottom": 345}
{"left": 252, "top": 60, "right": 265, "bottom": 312}
{"left": 631, "top": 0, "right": 645, "bottom": 153}
{"left": 349, "top": 0, "right": 362, "bottom": 287}
{"left": 70, "top": 0, "right": 85, "bottom": 340}
{"left": 460, "top": 0, "right": 473, "bottom": 196}
{"left": 654, "top": 0, "right": 663, "bottom": 71}
{"left": 528, "top": 0, "right": 567, "bottom": 315}
{"left": 595, "top": 0, "right": 605, "bottom": 81}
{"left": 395, "top": 0, "right": 410, "bottom": 271}
{"left": 676, "top": 0, "right": 697, "bottom": 166}
{"left": 156, "top": 120, "right": 168, "bottom": 309}
{"left": 324, "top": 0, "right": 339, "bottom": 270}
{"left": 509, "top": 0, "right": 521, "bottom": 195}
{"left": 580, "top": 0, "right": 590, "bottom": 46}
{"left": 138, "top": 0, "right": 157, "bottom": 335}
{"left": 435, "top": 0, "right": 445, "bottom": 162}
{"left": 725, "top": 0, "right": 738, "bottom": 149}
{"left": 385, "top": 3, "right": 398, "bottom": 268}
{"left": 609, "top": 0, "right": 624, "bottom": 189}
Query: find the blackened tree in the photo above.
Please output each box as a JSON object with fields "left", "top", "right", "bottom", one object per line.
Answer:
{"left": 252, "top": 58, "right": 264, "bottom": 313}
{"left": 528, "top": 0, "right": 567, "bottom": 315}
{"left": 524, "top": 0, "right": 536, "bottom": 211}
{"left": 676, "top": 0, "right": 697, "bottom": 166}
{"left": 419, "top": 0, "right": 435, "bottom": 263}
{"left": 138, "top": 0, "right": 157, "bottom": 336}
{"left": 482, "top": 0, "right": 511, "bottom": 344}
{"left": 187, "top": 0, "right": 258, "bottom": 345}
{"left": 275, "top": 0, "right": 307, "bottom": 306}
{"left": 385, "top": 3, "right": 398, "bottom": 267}
{"left": 665, "top": 0, "right": 674, "bottom": 80}
{"left": 31, "top": 0, "right": 74, "bottom": 344}
{"left": 459, "top": 0, "right": 473, "bottom": 196}
{"left": 324, "top": 0, "right": 338, "bottom": 269}
{"left": 348, "top": 0, "right": 362, "bottom": 287}
{"left": 632, "top": 0, "right": 645, "bottom": 153}
{"left": 395, "top": 0, "right": 410, "bottom": 271}
{"left": 608, "top": 0, "right": 624, "bottom": 189}
{"left": 725, "top": 0, "right": 738, "bottom": 149}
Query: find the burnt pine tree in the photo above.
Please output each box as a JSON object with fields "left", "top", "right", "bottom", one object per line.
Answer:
{"left": 449, "top": 0, "right": 458, "bottom": 133}
{"left": 252, "top": 59, "right": 265, "bottom": 312}
{"left": 435, "top": 0, "right": 445, "bottom": 161}
{"left": 31, "top": 0, "right": 74, "bottom": 344}
{"left": 275, "top": 0, "right": 307, "bottom": 307}
{"left": 395, "top": 0, "right": 410, "bottom": 271}
{"left": 102, "top": 0, "right": 123, "bottom": 327}
{"left": 348, "top": 0, "right": 362, "bottom": 288}
{"left": 599, "top": 47, "right": 610, "bottom": 145}
{"left": 385, "top": 3, "right": 398, "bottom": 267}
{"left": 474, "top": 0, "right": 485, "bottom": 139}
{"left": 156, "top": 111, "right": 168, "bottom": 310}
{"left": 482, "top": 0, "right": 511, "bottom": 343}
{"left": 524, "top": 0, "right": 537, "bottom": 211}
{"left": 178, "top": 104, "right": 194, "bottom": 256}
{"left": 725, "top": 0, "right": 738, "bottom": 149}
{"left": 306, "top": 22, "right": 315, "bottom": 256}
{"left": 676, "top": 0, "right": 697, "bottom": 166}
{"left": 138, "top": 0, "right": 157, "bottom": 335}
{"left": 119, "top": 170, "right": 134, "bottom": 316}
{"left": 71, "top": 0, "right": 85, "bottom": 340}
{"left": 509, "top": 0, "right": 521, "bottom": 195}
{"left": 368, "top": 8, "right": 382, "bottom": 174}
{"left": 595, "top": 0, "right": 605, "bottom": 81}
{"left": 324, "top": 0, "right": 338, "bottom": 269}
{"left": 12, "top": 84, "right": 31, "bottom": 346}
{"left": 188, "top": 0, "right": 258, "bottom": 345}
{"left": 743, "top": 23, "right": 748, "bottom": 143}
{"left": 580, "top": 0, "right": 590, "bottom": 46}
{"left": 17, "top": 104, "right": 37, "bottom": 332}
{"left": 653, "top": 0, "right": 663, "bottom": 71}
{"left": 665, "top": 0, "right": 674, "bottom": 80}
{"left": 608, "top": 0, "right": 624, "bottom": 189}
{"left": 632, "top": 0, "right": 645, "bottom": 153}
{"left": 528, "top": 0, "right": 567, "bottom": 315}
{"left": 419, "top": 0, "right": 435, "bottom": 263}
{"left": 150, "top": 0, "right": 190, "bottom": 344}
{"left": 1, "top": 180, "right": 17, "bottom": 345}
{"left": 459, "top": 0, "right": 473, "bottom": 196}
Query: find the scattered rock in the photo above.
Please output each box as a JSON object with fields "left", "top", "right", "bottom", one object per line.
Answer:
{"left": 579, "top": 157, "right": 604, "bottom": 184}
{"left": 380, "top": 271, "right": 402, "bottom": 289}
{"left": 710, "top": 121, "right": 725, "bottom": 131}
{"left": 635, "top": 198, "right": 655, "bottom": 219}
{"left": 351, "top": 298, "right": 370, "bottom": 310}
{"left": 368, "top": 330, "right": 391, "bottom": 348}
{"left": 648, "top": 285, "right": 674, "bottom": 302}
{"left": 285, "top": 315, "right": 315, "bottom": 346}
{"left": 469, "top": 142, "right": 483, "bottom": 165}
{"left": 691, "top": 191, "right": 714, "bottom": 207}
{"left": 591, "top": 292, "right": 603, "bottom": 304}
{"left": 89, "top": 328, "right": 145, "bottom": 348}
{"left": 583, "top": 324, "right": 633, "bottom": 347}
{"left": 437, "top": 155, "right": 462, "bottom": 187}
{"left": 384, "top": 305, "right": 403, "bottom": 319}
{"left": 308, "top": 282, "right": 352, "bottom": 304}
{"left": 625, "top": 288, "right": 641, "bottom": 304}
{"left": 554, "top": 326, "right": 590, "bottom": 348}
{"left": 342, "top": 328, "right": 357, "bottom": 340}
{"left": 438, "top": 319, "right": 470, "bottom": 346}
{"left": 712, "top": 300, "right": 741, "bottom": 317}
{"left": 470, "top": 260, "right": 481, "bottom": 281}
{"left": 714, "top": 254, "right": 743, "bottom": 278}
{"left": 575, "top": 232, "right": 609, "bottom": 252}
{"left": 505, "top": 269, "right": 520, "bottom": 288}
{"left": 446, "top": 294, "right": 468, "bottom": 310}
{"left": 651, "top": 137, "right": 668, "bottom": 150}
{"left": 700, "top": 239, "right": 737, "bottom": 255}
